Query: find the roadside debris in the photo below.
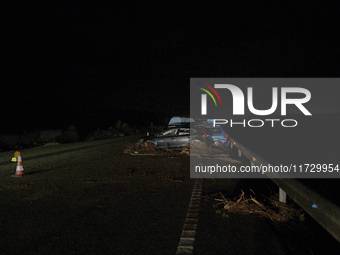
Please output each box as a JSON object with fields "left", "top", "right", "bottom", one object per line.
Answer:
{"left": 179, "top": 144, "right": 190, "bottom": 155}
{"left": 124, "top": 139, "right": 161, "bottom": 155}
{"left": 124, "top": 139, "right": 182, "bottom": 156}
{"left": 210, "top": 190, "right": 305, "bottom": 222}
{"left": 124, "top": 139, "right": 220, "bottom": 156}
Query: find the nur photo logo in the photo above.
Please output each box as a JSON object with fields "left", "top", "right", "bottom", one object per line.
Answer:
{"left": 193, "top": 79, "right": 312, "bottom": 128}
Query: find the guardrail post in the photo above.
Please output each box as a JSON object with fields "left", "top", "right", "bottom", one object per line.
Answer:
{"left": 230, "top": 142, "right": 233, "bottom": 149}
{"left": 238, "top": 149, "right": 242, "bottom": 157}
{"left": 279, "top": 188, "right": 286, "bottom": 203}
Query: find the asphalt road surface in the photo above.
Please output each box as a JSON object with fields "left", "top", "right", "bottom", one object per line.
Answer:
{"left": 0, "top": 136, "right": 339, "bottom": 254}
{"left": 0, "top": 137, "right": 195, "bottom": 254}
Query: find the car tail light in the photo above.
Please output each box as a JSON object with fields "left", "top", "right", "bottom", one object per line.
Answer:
{"left": 224, "top": 133, "right": 228, "bottom": 139}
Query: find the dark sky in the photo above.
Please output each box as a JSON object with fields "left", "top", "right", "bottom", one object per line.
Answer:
{"left": 2, "top": 2, "right": 339, "bottom": 132}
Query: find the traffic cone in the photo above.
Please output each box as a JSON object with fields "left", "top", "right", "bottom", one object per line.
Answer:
{"left": 12, "top": 152, "right": 24, "bottom": 177}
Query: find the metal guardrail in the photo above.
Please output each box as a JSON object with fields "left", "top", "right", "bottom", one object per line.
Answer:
{"left": 229, "top": 137, "right": 340, "bottom": 243}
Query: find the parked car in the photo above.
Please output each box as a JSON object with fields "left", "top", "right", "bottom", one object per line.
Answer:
{"left": 142, "top": 127, "right": 212, "bottom": 149}
{"left": 168, "top": 116, "right": 195, "bottom": 128}
{"left": 196, "top": 125, "right": 229, "bottom": 145}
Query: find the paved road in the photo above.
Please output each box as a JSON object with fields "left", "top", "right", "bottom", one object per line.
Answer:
{"left": 1, "top": 137, "right": 339, "bottom": 254}
{"left": 0, "top": 137, "right": 194, "bottom": 254}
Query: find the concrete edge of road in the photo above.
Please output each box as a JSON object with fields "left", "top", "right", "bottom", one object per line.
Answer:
{"left": 176, "top": 180, "right": 203, "bottom": 255}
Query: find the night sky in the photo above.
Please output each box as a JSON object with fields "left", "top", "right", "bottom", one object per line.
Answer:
{"left": 2, "top": 2, "right": 339, "bottom": 134}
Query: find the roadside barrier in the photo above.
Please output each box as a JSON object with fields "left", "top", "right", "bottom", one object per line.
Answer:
{"left": 229, "top": 138, "right": 340, "bottom": 243}
{"left": 11, "top": 152, "right": 25, "bottom": 177}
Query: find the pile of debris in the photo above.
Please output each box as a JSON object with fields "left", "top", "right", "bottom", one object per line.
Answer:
{"left": 211, "top": 190, "right": 305, "bottom": 222}
{"left": 124, "top": 139, "right": 161, "bottom": 155}
{"left": 124, "top": 139, "right": 187, "bottom": 156}
{"left": 179, "top": 144, "right": 190, "bottom": 155}
{"left": 124, "top": 139, "right": 226, "bottom": 156}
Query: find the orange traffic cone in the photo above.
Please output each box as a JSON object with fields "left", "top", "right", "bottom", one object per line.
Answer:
{"left": 12, "top": 152, "right": 25, "bottom": 177}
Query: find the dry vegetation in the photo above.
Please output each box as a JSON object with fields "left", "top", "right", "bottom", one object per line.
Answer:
{"left": 209, "top": 190, "right": 305, "bottom": 223}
